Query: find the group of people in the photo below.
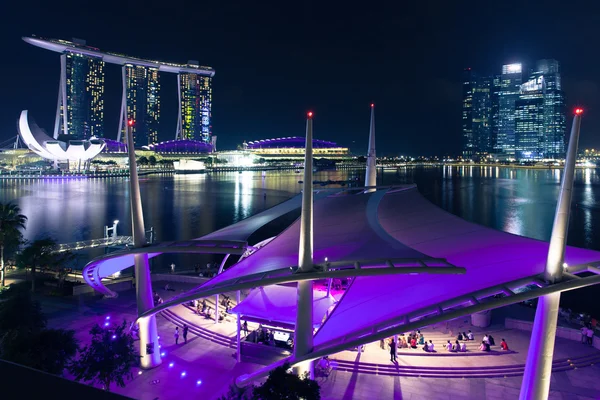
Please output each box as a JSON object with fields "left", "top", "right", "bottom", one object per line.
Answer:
{"left": 173, "top": 325, "right": 189, "bottom": 344}
{"left": 195, "top": 299, "right": 226, "bottom": 321}
{"left": 476, "top": 333, "right": 509, "bottom": 352}
{"left": 446, "top": 340, "right": 468, "bottom": 352}
{"left": 581, "top": 325, "right": 595, "bottom": 345}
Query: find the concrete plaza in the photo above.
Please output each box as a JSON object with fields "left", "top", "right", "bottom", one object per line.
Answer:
{"left": 39, "top": 282, "right": 600, "bottom": 400}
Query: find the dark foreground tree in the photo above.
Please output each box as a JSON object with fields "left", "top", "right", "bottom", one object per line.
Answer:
{"left": 0, "top": 202, "right": 27, "bottom": 287}
{"left": 16, "top": 238, "right": 72, "bottom": 293}
{"left": 69, "top": 320, "right": 137, "bottom": 391}
{"left": 0, "top": 286, "right": 77, "bottom": 375}
{"left": 252, "top": 363, "right": 321, "bottom": 400}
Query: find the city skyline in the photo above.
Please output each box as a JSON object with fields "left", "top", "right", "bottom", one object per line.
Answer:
{"left": 0, "top": 1, "right": 598, "bottom": 156}
{"left": 463, "top": 59, "right": 567, "bottom": 161}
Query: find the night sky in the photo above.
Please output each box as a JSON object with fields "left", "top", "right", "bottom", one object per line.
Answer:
{"left": 1, "top": 0, "right": 599, "bottom": 156}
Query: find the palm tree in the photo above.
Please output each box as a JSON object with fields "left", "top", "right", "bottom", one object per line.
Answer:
{"left": 17, "top": 238, "right": 69, "bottom": 293}
{"left": 0, "top": 203, "right": 27, "bottom": 288}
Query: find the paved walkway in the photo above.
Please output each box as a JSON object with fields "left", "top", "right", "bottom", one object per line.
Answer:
{"left": 42, "top": 285, "right": 600, "bottom": 399}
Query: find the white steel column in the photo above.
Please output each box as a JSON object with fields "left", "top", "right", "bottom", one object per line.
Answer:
{"left": 60, "top": 54, "right": 68, "bottom": 138}
{"left": 117, "top": 66, "right": 127, "bottom": 143}
{"left": 519, "top": 109, "right": 583, "bottom": 400}
{"left": 215, "top": 254, "right": 230, "bottom": 325}
{"left": 126, "top": 121, "right": 161, "bottom": 369}
{"left": 293, "top": 112, "right": 315, "bottom": 379}
{"left": 175, "top": 73, "right": 183, "bottom": 140}
{"left": 236, "top": 290, "right": 242, "bottom": 362}
{"left": 365, "top": 103, "right": 377, "bottom": 192}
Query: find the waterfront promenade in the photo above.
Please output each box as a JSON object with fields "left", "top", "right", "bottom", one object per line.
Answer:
{"left": 40, "top": 281, "right": 600, "bottom": 399}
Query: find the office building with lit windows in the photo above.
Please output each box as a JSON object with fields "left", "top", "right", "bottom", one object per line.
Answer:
{"left": 178, "top": 67, "right": 212, "bottom": 142}
{"left": 463, "top": 60, "right": 566, "bottom": 161}
{"left": 462, "top": 70, "right": 492, "bottom": 160}
{"left": 123, "top": 65, "right": 160, "bottom": 147}
{"left": 60, "top": 49, "right": 105, "bottom": 140}
{"left": 495, "top": 63, "right": 523, "bottom": 157}
{"left": 23, "top": 36, "right": 215, "bottom": 148}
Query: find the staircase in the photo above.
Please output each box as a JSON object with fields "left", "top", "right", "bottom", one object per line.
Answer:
{"left": 331, "top": 352, "right": 600, "bottom": 378}
{"left": 160, "top": 309, "right": 236, "bottom": 349}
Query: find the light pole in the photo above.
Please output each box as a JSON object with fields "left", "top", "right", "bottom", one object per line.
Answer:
{"left": 125, "top": 119, "right": 162, "bottom": 369}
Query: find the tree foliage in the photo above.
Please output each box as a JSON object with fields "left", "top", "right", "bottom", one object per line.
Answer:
{"left": 69, "top": 320, "right": 138, "bottom": 391}
{"left": 16, "top": 238, "right": 73, "bottom": 292}
{"left": 0, "top": 285, "right": 77, "bottom": 375}
{"left": 252, "top": 363, "right": 321, "bottom": 400}
{"left": 148, "top": 155, "right": 157, "bottom": 166}
{"left": 0, "top": 202, "right": 27, "bottom": 287}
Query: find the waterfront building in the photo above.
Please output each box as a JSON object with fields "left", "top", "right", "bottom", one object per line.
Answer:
{"left": 23, "top": 36, "right": 215, "bottom": 147}
{"left": 178, "top": 65, "right": 212, "bottom": 143}
{"left": 244, "top": 137, "right": 351, "bottom": 160}
{"left": 462, "top": 70, "right": 492, "bottom": 160}
{"left": 515, "top": 60, "right": 566, "bottom": 160}
{"left": 495, "top": 63, "right": 523, "bottom": 157}
{"left": 461, "top": 69, "right": 474, "bottom": 159}
{"left": 54, "top": 40, "right": 105, "bottom": 140}
{"left": 467, "top": 60, "right": 566, "bottom": 161}
{"left": 123, "top": 65, "right": 160, "bottom": 147}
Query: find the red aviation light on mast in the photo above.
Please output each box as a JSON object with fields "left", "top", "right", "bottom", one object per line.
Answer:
{"left": 128, "top": 120, "right": 134, "bottom": 126}
{"left": 371, "top": 103, "right": 374, "bottom": 108}
{"left": 307, "top": 111, "right": 313, "bottom": 118}
{"left": 575, "top": 108, "right": 584, "bottom": 116}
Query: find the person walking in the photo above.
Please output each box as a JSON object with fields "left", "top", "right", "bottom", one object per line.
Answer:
{"left": 389, "top": 338, "right": 397, "bottom": 362}
{"left": 587, "top": 326, "right": 594, "bottom": 345}
{"left": 242, "top": 320, "right": 249, "bottom": 336}
{"left": 174, "top": 327, "right": 180, "bottom": 345}
{"left": 183, "top": 324, "right": 189, "bottom": 344}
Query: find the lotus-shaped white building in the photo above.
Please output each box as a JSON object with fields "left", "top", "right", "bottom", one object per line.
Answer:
{"left": 18, "top": 110, "right": 105, "bottom": 162}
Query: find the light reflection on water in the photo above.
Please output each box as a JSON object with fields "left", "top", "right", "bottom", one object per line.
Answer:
{"left": 1, "top": 166, "right": 599, "bottom": 268}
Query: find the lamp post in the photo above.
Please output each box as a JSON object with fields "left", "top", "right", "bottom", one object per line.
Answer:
{"left": 125, "top": 119, "right": 161, "bottom": 369}
{"left": 293, "top": 111, "right": 315, "bottom": 379}
{"left": 519, "top": 108, "right": 584, "bottom": 399}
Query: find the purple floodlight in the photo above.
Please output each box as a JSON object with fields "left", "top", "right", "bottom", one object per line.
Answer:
{"left": 147, "top": 139, "right": 213, "bottom": 154}
{"left": 246, "top": 136, "right": 338, "bottom": 149}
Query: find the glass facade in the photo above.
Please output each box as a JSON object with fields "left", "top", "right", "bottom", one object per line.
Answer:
{"left": 462, "top": 70, "right": 492, "bottom": 159}
{"left": 496, "top": 64, "right": 522, "bottom": 157}
{"left": 514, "top": 60, "right": 566, "bottom": 160}
{"left": 461, "top": 69, "right": 474, "bottom": 158}
{"left": 180, "top": 73, "right": 212, "bottom": 142}
{"left": 62, "top": 52, "right": 105, "bottom": 139}
{"left": 466, "top": 60, "right": 565, "bottom": 161}
{"left": 123, "top": 65, "right": 160, "bottom": 147}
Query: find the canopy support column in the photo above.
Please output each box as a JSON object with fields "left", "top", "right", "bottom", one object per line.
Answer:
{"left": 293, "top": 112, "right": 315, "bottom": 379}
{"left": 236, "top": 290, "right": 242, "bottom": 363}
{"left": 215, "top": 294, "right": 219, "bottom": 324}
{"left": 126, "top": 121, "right": 161, "bottom": 369}
{"left": 520, "top": 110, "right": 583, "bottom": 400}
{"left": 365, "top": 103, "right": 376, "bottom": 192}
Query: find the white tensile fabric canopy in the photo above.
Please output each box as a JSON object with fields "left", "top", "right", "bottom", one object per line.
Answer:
{"left": 311, "top": 186, "right": 600, "bottom": 349}
{"left": 230, "top": 285, "right": 336, "bottom": 329}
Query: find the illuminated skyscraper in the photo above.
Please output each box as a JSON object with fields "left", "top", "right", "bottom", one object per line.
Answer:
{"left": 177, "top": 63, "right": 212, "bottom": 142}
{"left": 515, "top": 59, "right": 566, "bottom": 160}
{"left": 122, "top": 65, "right": 160, "bottom": 147}
{"left": 462, "top": 70, "right": 492, "bottom": 159}
{"left": 495, "top": 63, "right": 523, "bottom": 157}
{"left": 461, "top": 69, "right": 474, "bottom": 158}
{"left": 59, "top": 50, "right": 105, "bottom": 139}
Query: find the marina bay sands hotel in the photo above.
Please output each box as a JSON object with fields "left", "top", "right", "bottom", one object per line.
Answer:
{"left": 23, "top": 36, "right": 214, "bottom": 147}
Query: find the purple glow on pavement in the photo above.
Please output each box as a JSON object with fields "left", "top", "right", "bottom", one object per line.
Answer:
{"left": 181, "top": 371, "right": 187, "bottom": 378}
{"left": 104, "top": 322, "right": 109, "bottom": 327}
{"left": 196, "top": 380, "right": 202, "bottom": 386}
{"left": 160, "top": 352, "right": 166, "bottom": 357}
{"left": 111, "top": 335, "right": 116, "bottom": 339}
{"left": 168, "top": 362, "right": 174, "bottom": 368}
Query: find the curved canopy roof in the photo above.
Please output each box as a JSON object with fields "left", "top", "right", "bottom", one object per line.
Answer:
{"left": 230, "top": 285, "right": 336, "bottom": 329}
{"left": 311, "top": 186, "right": 600, "bottom": 349}
{"left": 246, "top": 137, "right": 339, "bottom": 149}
